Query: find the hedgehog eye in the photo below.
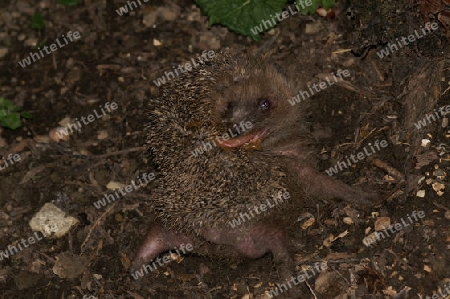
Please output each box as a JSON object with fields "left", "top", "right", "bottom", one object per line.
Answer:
{"left": 258, "top": 98, "right": 271, "bottom": 110}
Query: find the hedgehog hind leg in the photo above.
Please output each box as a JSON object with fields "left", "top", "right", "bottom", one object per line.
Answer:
{"left": 202, "top": 223, "right": 304, "bottom": 296}
{"left": 202, "top": 223, "right": 294, "bottom": 274}
{"left": 131, "top": 224, "right": 193, "bottom": 273}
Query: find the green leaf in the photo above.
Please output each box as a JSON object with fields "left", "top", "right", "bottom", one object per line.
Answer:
{"left": 8, "top": 106, "right": 20, "bottom": 112}
{"left": 0, "top": 113, "right": 21, "bottom": 130}
{"left": 0, "top": 98, "right": 15, "bottom": 110}
{"left": 195, "top": 0, "right": 287, "bottom": 41}
{"left": 31, "top": 12, "right": 45, "bottom": 30}
{"left": 56, "top": 0, "right": 81, "bottom": 5}
{"left": 0, "top": 98, "right": 31, "bottom": 129}
{"left": 322, "top": 0, "right": 335, "bottom": 10}
{"left": 296, "top": 0, "right": 315, "bottom": 15}
{"left": 296, "top": 0, "right": 335, "bottom": 15}
{"left": 20, "top": 111, "right": 33, "bottom": 119}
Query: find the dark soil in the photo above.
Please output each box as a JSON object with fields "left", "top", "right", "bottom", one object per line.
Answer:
{"left": 0, "top": 0, "right": 449, "bottom": 298}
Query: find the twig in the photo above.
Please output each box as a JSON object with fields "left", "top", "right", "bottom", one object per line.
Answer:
{"left": 432, "top": 201, "right": 449, "bottom": 211}
{"left": 355, "top": 126, "right": 390, "bottom": 150}
{"left": 372, "top": 158, "right": 405, "bottom": 181}
{"left": 332, "top": 49, "right": 352, "bottom": 54}
{"left": 304, "top": 277, "right": 318, "bottom": 299}
{"left": 81, "top": 201, "right": 117, "bottom": 252}
{"left": 371, "top": 59, "right": 384, "bottom": 81}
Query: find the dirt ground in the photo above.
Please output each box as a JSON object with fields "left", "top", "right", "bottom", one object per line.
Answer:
{"left": 0, "top": 0, "right": 449, "bottom": 298}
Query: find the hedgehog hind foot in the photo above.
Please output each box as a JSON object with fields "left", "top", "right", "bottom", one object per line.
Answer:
{"left": 131, "top": 223, "right": 193, "bottom": 274}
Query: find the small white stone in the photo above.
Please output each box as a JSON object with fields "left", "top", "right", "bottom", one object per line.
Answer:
{"left": 106, "top": 181, "right": 126, "bottom": 190}
{"left": 421, "top": 139, "right": 431, "bottom": 147}
{"left": 97, "top": 130, "right": 109, "bottom": 140}
{"left": 153, "top": 39, "right": 162, "bottom": 46}
{"left": 29, "top": 203, "right": 79, "bottom": 238}
{"left": 416, "top": 189, "right": 426, "bottom": 197}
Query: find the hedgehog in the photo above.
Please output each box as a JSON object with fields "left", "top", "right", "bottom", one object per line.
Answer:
{"left": 132, "top": 52, "right": 377, "bottom": 288}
